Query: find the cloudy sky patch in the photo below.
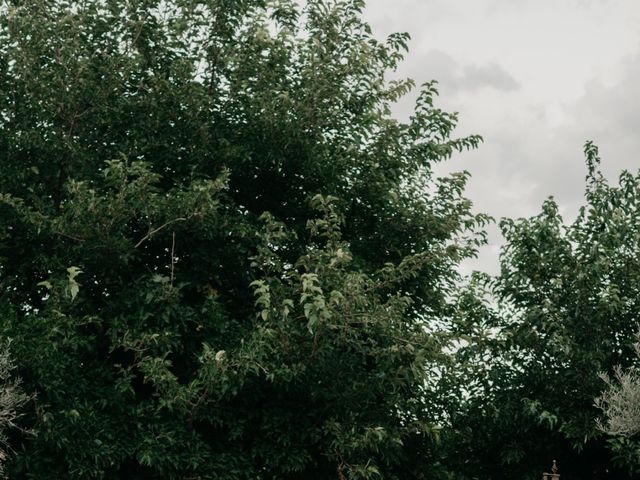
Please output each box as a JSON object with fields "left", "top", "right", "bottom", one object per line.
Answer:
{"left": 364, "top": 0, "right": 640, "bottom": 274}
{"left": 459, "top": 62, "right": 519, "bottom": 91}
{"left": 412, "top": 50, "right": 520, "bottom": 93}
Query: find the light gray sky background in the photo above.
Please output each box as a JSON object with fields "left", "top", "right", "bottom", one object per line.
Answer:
{"left": 363, "top": 0, "right": 640, "bottom": 275}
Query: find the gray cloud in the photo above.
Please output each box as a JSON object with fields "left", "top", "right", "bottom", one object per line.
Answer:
{"left": 460, "top": 52, "right": 640, "bottom": 275}
{"left": 364, "top": 0, "right": 640, "bottom": 275}
{"left": 567, "top": 53, "right": 640, "bottom": 137}
{"left": 556, "top": 52, "right": 640, "bottom": 185}
{"left": 459, "top": 63, "right": 520, "bottom": 91}
{"left": 407, "top": 50, "right": 519, "bottom": 93}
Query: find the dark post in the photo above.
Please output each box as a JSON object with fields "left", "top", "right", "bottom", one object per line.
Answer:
{"left": 542, "top": 460, "right": 560, "bottom": 480}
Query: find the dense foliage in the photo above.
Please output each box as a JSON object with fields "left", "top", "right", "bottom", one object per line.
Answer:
{"left": 596, "top": 337, "right": 640, "bottom": 439}
{"left": 0, "top": 342, "right": 27, "bottom": 475}
{"left": 3, "top": 1, "right": 639, "bottom": 478}
{"left": 0, "top": 0, "right": 486, "bottom": 478}
{"left": 446, "top": 143, "right": 640, "bottom": 480}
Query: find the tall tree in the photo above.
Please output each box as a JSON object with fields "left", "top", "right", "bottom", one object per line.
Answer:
{"left": 445, "top": 143, "right": 640, "bottom": 480}
{"left": 0, "top": 0, "right": 485, "bottom": 478}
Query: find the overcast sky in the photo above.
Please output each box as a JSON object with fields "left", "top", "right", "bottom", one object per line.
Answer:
{"left": 363, "top": 0, "right": 640, "bottom": 275}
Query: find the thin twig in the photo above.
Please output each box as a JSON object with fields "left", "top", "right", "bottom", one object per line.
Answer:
{"left": 170, "top": 231, "right": 176, "bottom": 286}
{"left": 54, "top": 230, "right": 86, "bottom": 243}
{"left": 134, "top": 216, "right": 189, "bottom": 248}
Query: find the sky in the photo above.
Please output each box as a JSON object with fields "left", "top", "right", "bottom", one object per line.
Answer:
{"left": 363, "top": 0, "right": 640, "bottom": 275}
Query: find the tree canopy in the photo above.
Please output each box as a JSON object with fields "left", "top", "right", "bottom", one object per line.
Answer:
{"left": 445, "top": 143, "right": 640, "bottom": 479}
{"left": 2, "top": 1, "right": 639, "bottom": 479}
{"left": 0, "top": 0, "right": 486, "bottom": 478}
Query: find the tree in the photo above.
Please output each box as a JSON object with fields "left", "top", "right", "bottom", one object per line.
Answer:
{"left": 595, "top": 336, "right": 640, "bottom": 474}
{"left": 0, "top": 341, "right": 28, "bottom": 476}
{"left": 0, "top": 0, "right": 485, "bottom": 478}
{"left": 444, "top": 143, "right": 640, "bottom": 479}
{"left": 596, "top": 337, "right": 640, "bottom": 439}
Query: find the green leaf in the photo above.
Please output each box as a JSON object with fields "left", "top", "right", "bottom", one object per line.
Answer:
{"left": 66, "top": 266, "right": 83, "bottom": 301}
